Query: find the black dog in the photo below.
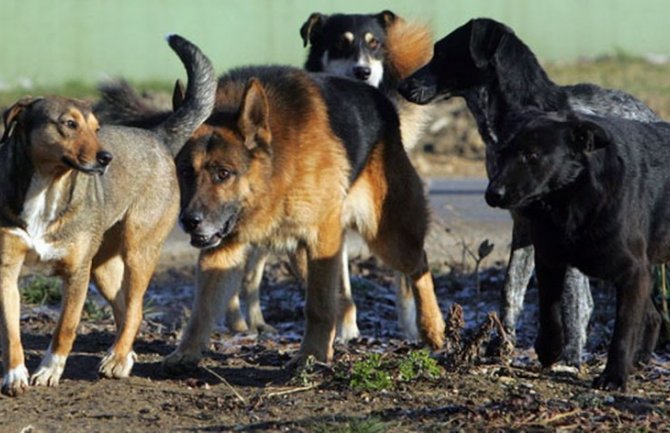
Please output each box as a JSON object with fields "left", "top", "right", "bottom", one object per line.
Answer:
{"left": 398, "top": 18, "right": 659, "bottom": 366}
{"left": 484, "top": 110, "right": 664, "bottom": 390}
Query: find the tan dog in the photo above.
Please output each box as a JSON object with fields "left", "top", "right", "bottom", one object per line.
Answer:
{"left": 0, "top": 34, "right": 216, "bottom": 396}
{"left": 163, "top": 65, "right": 445, "bottom": 369}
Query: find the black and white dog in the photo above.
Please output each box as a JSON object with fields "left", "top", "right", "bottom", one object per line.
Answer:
{"left": 485, "top": 109, "right": 664, "bottom": 390}
{"left": 398, "top": 18, "right": 659, "bottom": 366}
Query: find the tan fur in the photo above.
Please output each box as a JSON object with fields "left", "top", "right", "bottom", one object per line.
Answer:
{"left": 386, "top": 17, "right": 435, "bottom": 152}
{"left": 164, "top": 70, "right": 445, "bottom": 368}
{"left": 386, "top": 18, "right": 433, "bottom": 81}
{"left": 0, "top": 97, "right": 179, "bottom": 396}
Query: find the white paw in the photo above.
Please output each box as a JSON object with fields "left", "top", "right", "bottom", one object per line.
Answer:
{"left": 162, "top": 348, "right": 202, "bottom": 374}
{"left": 98, "top": 350, "right": 137, "bottom": 379}
{"left": 2, "top": 365, "right": 30, "bottom": 396}
{"left": 336, "top": 320, "right": 360, "bottom": 343}
{"left": 31, "top": 350, "right": 67, "bottom": 387}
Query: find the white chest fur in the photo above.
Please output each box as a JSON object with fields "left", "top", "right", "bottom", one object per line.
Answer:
{"left": 8, "top": 175, "right": 67, "bottom": 262}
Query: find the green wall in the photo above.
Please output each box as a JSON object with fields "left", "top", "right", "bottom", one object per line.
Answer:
{"left": 1, "top": 0, "right": 669, "bottom": 88}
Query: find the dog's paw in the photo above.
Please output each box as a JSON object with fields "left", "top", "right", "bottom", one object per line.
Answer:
{"left": 336, "top": 319, "right": 360, "bottom": 343}
{"left": 162, "top": 349, "right": 202, "bottom": 375}
{"left": 420, "top": 314, "right": 446, "bottom": 350}
{"left": 252, "top": 322, "right": 278, "bottom": 336}
{"left": 30, "top": 351, "right": 67, "bottom": 387}
{"left": 592, "top": 370, "right": 627, "bottom": 391}
{"left": 2, "top": 365, "right": 30, "bottom": 397}
{"left": 98, "top": 350, "right": 137, "bottom": 379}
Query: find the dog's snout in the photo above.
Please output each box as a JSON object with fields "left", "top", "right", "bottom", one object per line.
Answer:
{"left": 96, "top": 151, "right": 113, "bottom": 167}
{"left": 485, "top": 184, "right": 507, "bottom": 207}
{"left": 353, "top": 66, "right": 372, "bottom": 81}
{"left": 180, "top": 212, "right": 203, "bottom": 232}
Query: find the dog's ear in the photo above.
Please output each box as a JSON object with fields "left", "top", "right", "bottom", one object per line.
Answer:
{"left": 238, "top": 78, "right": 271, "bottom": 152}
{"left": 571, "top": 120, "right": 612, "bottom": 153}
{"left": 172, "top": 79, "right": 186, "bottom": 111}
{"left": 300, "top": 12, "right": 327, "bottom": 47}
{"left": 1, "top": 96, "right": 39, "bottom": 143}
{"left": 469, "top": 18, "right": 510, "bottom": 68}
{"left": 375, "top": 10, "right": 398, "bottom": 28}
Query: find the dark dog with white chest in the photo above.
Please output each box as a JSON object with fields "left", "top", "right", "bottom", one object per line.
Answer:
{"left": 398, "top": 17, "right": 659, "bottom": 366}
{"left": 484, "top": 110, "right": 664, "bottom": 390}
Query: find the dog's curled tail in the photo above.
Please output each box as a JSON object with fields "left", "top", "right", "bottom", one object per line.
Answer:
{"left": 158, "top": 34, "right": 217, "bottom": 155}
{"left": 386, "top": 18, "right": 433, "bottom": 81}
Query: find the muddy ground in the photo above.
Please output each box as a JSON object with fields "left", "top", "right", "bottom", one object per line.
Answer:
{"left": 2, "top": 100, "right": 670, "bottom": 432}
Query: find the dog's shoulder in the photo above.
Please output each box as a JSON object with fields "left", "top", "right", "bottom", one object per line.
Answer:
{"left": 311, "top": 73, "right": 400, "bottom": 179}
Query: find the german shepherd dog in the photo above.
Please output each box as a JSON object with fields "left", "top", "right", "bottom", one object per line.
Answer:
{"left": 214, "top": 10, "right": 435, "bottom": 343}
{"left": 485, "top": 109, "right": 665, "bottom": 390}
{"left": 398, "top": 18, "right": 659, "bottom": 366}
{"left": 162, "top": 65, "right": 445, "bottom": 369}
{"left": 0, "top": 35, "right": 216, "bottom": 396}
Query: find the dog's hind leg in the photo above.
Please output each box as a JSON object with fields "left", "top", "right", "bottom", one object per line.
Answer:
{"left": 337, "top": 245, "right": 361, "bottom": 342}
{"left": 164, "top": 245, "right": 247, "bottom": 372}
{"left": 0, "top": 234, "right": 29, "bottom": 396}
{"left": 500, "top": 213, "right": 535, "bottom": 343}
{"left": 561, "top": 268, "right": 593, "bottom": 367}
{"left": 31, "top": 265, "right": 92, "bottom": 388}
{"left": 636, "top": 295, "right": 661, "bottom": 364}
{"left": 92, "top": 255, "right": 126, "bottom": 327}
{"left": 238, "top": 246, "right": 276, "bottom": 334}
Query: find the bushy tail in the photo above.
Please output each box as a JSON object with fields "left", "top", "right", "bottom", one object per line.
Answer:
{"left": 157, "top": 34, "right": 217, "bottom": 155}
{"left": 386, "top": 18, "right": 433, "bottom": 82}
{"left": 94, "top": 79, "right": 171, "bottom": 128}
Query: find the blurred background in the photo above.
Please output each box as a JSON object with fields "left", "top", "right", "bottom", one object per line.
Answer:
{"left": 1, "top": 0, "right": 669, "bottom": 88}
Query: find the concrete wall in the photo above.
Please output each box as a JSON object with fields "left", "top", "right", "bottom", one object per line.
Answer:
{"left": 1, "top": 0, "right": 669, "bottom": 88}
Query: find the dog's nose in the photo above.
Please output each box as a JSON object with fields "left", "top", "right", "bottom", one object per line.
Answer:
{"left": 353, "top": 66, "right": 371, "bottom": 81}
{"left": 180, "top": 212, "right": 203, "bottom": 232}
{"left": 96, "top": 151, "right": 113, "bottom": 167}
{"left": 485, "top": 184, "right": 506, "bottom": 207}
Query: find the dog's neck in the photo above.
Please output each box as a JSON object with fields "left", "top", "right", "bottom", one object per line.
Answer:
{"left": 0, "top": 135, "right": 85, "bottom": 231}
{"left": 522, "top": 155, "right": 621, "bottom": 242}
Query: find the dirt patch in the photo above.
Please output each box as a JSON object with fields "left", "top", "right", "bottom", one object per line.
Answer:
{"left": 3, "top": 250, "right": 670, "bottom": 432}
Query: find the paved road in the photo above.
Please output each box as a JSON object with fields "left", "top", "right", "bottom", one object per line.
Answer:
{"left": 160, "top": 177, "right": 514, "bottom": 265}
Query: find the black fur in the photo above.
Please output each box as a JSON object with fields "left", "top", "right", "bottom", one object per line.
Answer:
{"left": 486, "top": 110, "right": 665, "bottom": 391}
{"left": 398, "top": 17, "right": 660, "bottom": 367}
{"left": 312, "top": 73, "right": 400, "bottom": 179}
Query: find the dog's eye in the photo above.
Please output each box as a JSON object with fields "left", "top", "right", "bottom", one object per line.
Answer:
{"left": 64, "top": 119, "right": 78, "bottom": 129}
{"left": 214, "top": 168, "right": 232, "bottom": 183}
{"left": 368, "top": 38, "right": 379, "bottom": 49}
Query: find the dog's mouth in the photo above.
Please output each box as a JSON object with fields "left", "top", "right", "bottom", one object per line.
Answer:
{"left": 62, "top": 156, "right": 106, "bottom": 175}
{"left": 188, "top": 214, "right": 238, "bottom": 250}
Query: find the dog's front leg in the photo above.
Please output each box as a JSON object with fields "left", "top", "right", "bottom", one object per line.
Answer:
{"left": 31, "top": 265, "right": 92, "bottom": 388}
{"left": 593, "top": 261, "right": 650, "bottom": 391}
{"left": 0, "top": 233, "right": 29, "bottom": 396}
{"left": 299, "top": 225, "right": 343, "bottom": 363}
{"left": 534, "top": 257, "right": 567, "bottom": 368}
{"left": 163, "top": 244, "right": 246, "bottom": 373}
